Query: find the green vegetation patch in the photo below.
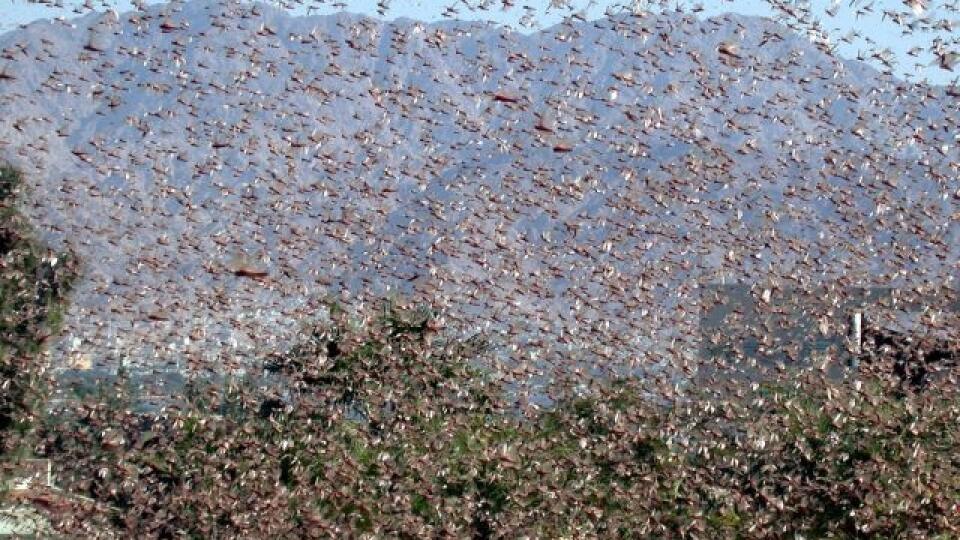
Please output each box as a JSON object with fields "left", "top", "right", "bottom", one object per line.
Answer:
{"left": 0, "top": 165, "right": 78, "bottom": 456}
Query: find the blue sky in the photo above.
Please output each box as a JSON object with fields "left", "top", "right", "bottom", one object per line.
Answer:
{"left": 1, "top": 0, "right": 956, "bottom": 85}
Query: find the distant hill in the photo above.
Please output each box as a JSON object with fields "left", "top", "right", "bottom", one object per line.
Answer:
{"left": 0, "top": 0, "right": 956, "bottom": 394}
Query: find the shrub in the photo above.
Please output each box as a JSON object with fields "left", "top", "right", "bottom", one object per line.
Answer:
{"left": 36, "top": 301, "right": 960, "bottom": 538}
{"left": 0, "top": 165, "right": 78, "bottom": 457}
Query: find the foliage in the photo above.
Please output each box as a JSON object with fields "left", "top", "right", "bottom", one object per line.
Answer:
{"left": 36, "top": 301, "right": 960, "bottom": 538}
{"left": 0, "top": 165, "right": 78, "bottom": 456}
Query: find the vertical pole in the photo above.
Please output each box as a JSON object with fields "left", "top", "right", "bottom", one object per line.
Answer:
{"left": 849, "top": 311, "right": 862, "bottom": 358}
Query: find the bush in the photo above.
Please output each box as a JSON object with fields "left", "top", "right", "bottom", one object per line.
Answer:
{"left": 37, "top": 301, "right": 960, "bottom": 538}
{"left": 0, "top": 165, "right": 78, "bottom": 457}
